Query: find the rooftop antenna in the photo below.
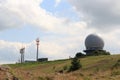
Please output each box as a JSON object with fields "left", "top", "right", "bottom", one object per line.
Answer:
{"left": 36, "top": 38, "right": 40, "bottom": 61}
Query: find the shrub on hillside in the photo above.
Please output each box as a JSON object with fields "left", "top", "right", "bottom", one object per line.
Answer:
{"left": 75, "top": 52, "right": 86, "bottom": 58}
{"left": 68, "top": 57, "right": 82, "bottom": 72}
{"left": 112, "top": 59, "right": 120, "bottom": 69}
{"left": 87, "top": 50, "right": 110, "bottom": 56}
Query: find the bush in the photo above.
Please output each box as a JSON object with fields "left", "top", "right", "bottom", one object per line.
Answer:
{"left": 45, "top": 76, "right": 54, "bottom": 80}
{"left": 63, "top": 65, "right": 68, "bottom": 71}
{"left": 112, "top": 59, "right": 120, "bottom": 69}
{"left": 68, "top": 57, "right": 82, "bottom": 72}
{"left": 87, "top": 50, "right": 110, "bottom": 56}
{"left": 38, "top": 76, "right": 44, "bottom": 80}
{"left": 75, "top": 52, "right": 85, "bottom": 58}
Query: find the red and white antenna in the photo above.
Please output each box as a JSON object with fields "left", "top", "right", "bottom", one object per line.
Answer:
{"left": 36, "top": 38, "right": 40, "bottom": 61}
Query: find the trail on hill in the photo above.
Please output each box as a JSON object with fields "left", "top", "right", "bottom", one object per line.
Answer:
{"left": 0, "top": 65, "right": 18, "bottom": 80}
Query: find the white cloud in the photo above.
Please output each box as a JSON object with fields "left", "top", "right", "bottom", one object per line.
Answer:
{"left": 55, "top": 0, "right": 61, "bottom": 7}
{"left": 0, "top": 7, "right": 23, "bottom": 30}
{"left": 0, "top": 0, "right": 87, "bottom": 34}
{"left": 68, "top": 0, "right": 120, "bottom": 31}
{"left": 0, "top": 0, "right": 60, "bottom": 31}
{"left": 0, "top": 40, "right": 23, "bottom": 63}
{"left": 99, "top": 31, "right": 120, "bottom": 54}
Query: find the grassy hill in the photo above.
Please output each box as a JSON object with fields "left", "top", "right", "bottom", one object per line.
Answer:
{"left": 2, "top": 54, "right": 120, "bottom": 80}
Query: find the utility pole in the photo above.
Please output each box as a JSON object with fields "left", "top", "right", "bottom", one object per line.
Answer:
{"left": 20, "top": 47, "right": 25, "bottom": 63}
{"left": 36, "top": 38, "right": 40, "bottom": 61}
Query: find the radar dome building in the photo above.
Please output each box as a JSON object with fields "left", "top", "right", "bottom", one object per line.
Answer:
{"left": 84, "top": 34, "right": 106, "bottom": 55}
{"left": 85, "top": 34, "right": 104, "bottom": 50}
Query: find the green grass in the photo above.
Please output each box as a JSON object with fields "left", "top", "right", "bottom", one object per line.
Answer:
{"left": 8, "top": 59, "right": 71, "bottom": 73}
{"left": 81, "top": 55, "right": 120, "bottom": 70}
{"left": 9, "top": 54, "right": 120, "bottom": 71}
{"left": 7, "top": 54, "right": 120, "bottom": 80}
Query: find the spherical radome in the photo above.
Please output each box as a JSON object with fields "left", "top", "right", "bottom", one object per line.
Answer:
{"left": 85, "top": 34, "right": 104, "bottom": 50}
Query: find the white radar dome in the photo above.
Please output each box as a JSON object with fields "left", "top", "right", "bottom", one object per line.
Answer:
{"left": 85, "top": 34, "right": 104, "bottom": 50}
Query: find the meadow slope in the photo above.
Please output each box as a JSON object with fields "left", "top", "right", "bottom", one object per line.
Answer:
{"left": 2, "top": 54, "right": 120, "bottom": 80}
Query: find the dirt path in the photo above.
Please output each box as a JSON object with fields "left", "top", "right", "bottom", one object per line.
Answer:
{"left": 0, "top": 65, "right": 19, "bottom": 80}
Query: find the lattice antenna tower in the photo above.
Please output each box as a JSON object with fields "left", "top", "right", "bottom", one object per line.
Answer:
{"left": 20, "top": 44, "right": 25, "bottom": 63}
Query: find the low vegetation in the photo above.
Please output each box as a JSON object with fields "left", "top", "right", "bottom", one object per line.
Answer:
{"left": 68, "top": 57, "right": 82, "bottom": 72}
{"left": 75, "top": 52, "right": 85, "bottom": 58}
{"left": 86, "top": 50, "right": 110, "bottom": 56}
{"left": 0, "top": 54, "right": 119, "bottom": 80}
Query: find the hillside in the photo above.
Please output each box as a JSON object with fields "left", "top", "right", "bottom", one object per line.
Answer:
{"left": 1, "top": 54, "right": 120, "bottom": 80}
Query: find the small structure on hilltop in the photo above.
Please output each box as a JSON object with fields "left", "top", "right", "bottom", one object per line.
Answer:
{"left": 37, "top": 58, "right": 48, "bottom": 62}
{"left": 25, "top": 60, "right": 36, "bottom": 63}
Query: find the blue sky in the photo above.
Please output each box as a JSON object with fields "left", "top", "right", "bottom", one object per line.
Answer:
{"left": 41, "top": 0, "right": 80, "bottom": 21}
{"left": 0, "top": 0, "right": 120, "bottom": 64}
{"left": 0, "top": 0, "right": 78, "bottom": 42}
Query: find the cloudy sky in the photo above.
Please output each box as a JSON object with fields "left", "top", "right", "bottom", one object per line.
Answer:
{"left": 0, "top": 0, "right": 120, "bottom": 64}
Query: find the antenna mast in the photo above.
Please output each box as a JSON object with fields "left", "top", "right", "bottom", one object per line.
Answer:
{"left": 36, "top": 38, "right": 40, "bottom": 61}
